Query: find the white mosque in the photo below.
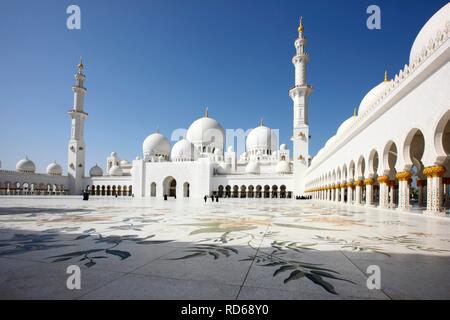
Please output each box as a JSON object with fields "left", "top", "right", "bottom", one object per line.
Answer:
{"left": 0, "top": 3, "right": 449, "bottom": 216}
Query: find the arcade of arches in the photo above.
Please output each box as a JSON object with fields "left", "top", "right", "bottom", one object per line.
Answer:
{"left": 215, "top": 184, "right": 292, "bottom": 199}
{"left": 0, "top": 182, "right": 67, "bottom": 195}
{"left": 305, "top": 120, "right": 450, "bottom": 215}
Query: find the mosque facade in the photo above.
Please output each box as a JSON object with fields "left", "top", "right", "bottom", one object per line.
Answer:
{"left": 1, "top": 4, "right": 449, "bottom": 216}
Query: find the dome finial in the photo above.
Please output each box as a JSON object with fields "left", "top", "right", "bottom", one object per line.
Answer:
{"left": 156, "top": 126, "right": 160, "bottom": 133}
{"left": 205, "top": 106, "right": 208, "bottom": 118}
{"left": 353, "top": 108, "right": 357, "bottom": 117}
{"left": 260, "top": 117, "right": 264, "bottom": 126}
{"left": 384, "top": 70, "right": 389, "bottom": 82}
{"left": 298, "top": 16, "right": 304, "bottom": 34}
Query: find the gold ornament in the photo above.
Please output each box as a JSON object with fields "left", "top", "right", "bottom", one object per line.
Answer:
{"left": 395, "top": 171, "right": 412, "bottom": 181}
{"left": 423, "top": 165, "right": 446, "bottom": 178}
{"left": 377, "top": 175, "right": 390, "bottom": 184}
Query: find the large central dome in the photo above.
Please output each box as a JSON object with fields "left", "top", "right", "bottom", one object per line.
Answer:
{"left": 186, "top": 110, "right": 224, "bottom": 152}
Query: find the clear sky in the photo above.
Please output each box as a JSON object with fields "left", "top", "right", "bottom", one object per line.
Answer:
{"left": 0, "top": 0, "right": 448, "bottom": 173}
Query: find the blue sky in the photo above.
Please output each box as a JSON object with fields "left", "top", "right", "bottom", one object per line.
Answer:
{"left": 0, "top": 0, "right": 448, "bottom": 172}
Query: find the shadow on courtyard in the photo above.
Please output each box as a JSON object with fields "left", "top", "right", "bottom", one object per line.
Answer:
{"left": 1, "top": 226, "right": 450, "bottom": 300}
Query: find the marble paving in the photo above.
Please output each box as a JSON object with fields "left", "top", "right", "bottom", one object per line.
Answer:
{"left": 0, "top": 196, "right": 449, "bottom": 300}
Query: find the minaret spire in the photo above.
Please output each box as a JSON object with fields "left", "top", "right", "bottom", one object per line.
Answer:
{"left": 298, "top": 16, "right": 304, "bottom": 34}
{"left": 67, "top": 58, "right": 88, "bottom": 195}
{"left": 384, "top": 70, "right": 389, "bottom": 82}
{"left": 289, "top": 15, "right": 313, "bottom": 196}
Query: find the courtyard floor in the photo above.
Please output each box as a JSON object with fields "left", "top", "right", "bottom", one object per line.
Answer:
{"left": 0, "top": 196, "right": 449, "bottom": 300}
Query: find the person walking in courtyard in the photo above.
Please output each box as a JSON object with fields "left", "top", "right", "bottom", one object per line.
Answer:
{"left": 203, "top": 195, "right": 207, "bottom": 203}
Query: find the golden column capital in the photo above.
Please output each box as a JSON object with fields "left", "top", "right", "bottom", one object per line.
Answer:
{"left": 377, "top": 175, "right": 390, "bottom": 184}
{"left": 364, "top": 178, "right": 375, "bottom": 185}
{"left": 395, "top": 171, "right": 412, "bottom": 181}
{"left": 354, "top": 179, "right": 363, "bottom": 187}
{"left": 423, "top": 165, "right": 446, "bottom": 178}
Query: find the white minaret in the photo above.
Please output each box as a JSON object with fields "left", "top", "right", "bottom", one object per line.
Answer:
{"left": 67, "top": 58, "right": 88, "bottom": 195}
{"left": 289, "top": 17, "right": 312, "bottom": 196}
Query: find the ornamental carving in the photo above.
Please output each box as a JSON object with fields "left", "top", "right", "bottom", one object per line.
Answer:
{"left": 423, "top": 165, "right": 446, "bottom": 177}
{"left": 364, "top": 178, "right": 374, "bottom": 185}
{"left": 396, "top": 171, "right": 412, "bottom": 181}
{"left": 377, "top": 175, "right": 389, "bottom": 184}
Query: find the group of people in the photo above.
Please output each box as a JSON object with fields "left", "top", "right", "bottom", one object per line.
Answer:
{"left": 204, "top": 195, "right": 219, "bottom": 203}
{"left": 295, "top": 195, "right": 312, "bottom": 200}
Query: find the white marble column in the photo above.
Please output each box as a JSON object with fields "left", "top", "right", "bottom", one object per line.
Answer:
{"left": 378, "top": 176, "right": 390, "bottom": 208}
{"left": 346, "top": 181, "right": 353, "bottom": 204}
{"left": 340, "top": 184, "right": 346, "bottom": 204}
{"left": 365, "top": 178, "right": 374, "bottom": 206}
{"left": 396, "top": 171, "right": 412, "bottom": 210}
{"left": 424, "top": 166, "right": 446, "bottom": 215}
{"left": 354, "top": 179, "right": 362, "bottom": 205}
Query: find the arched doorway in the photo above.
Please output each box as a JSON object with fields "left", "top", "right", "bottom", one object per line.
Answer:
{"left": 183, "top": 182, "right": 190, "bottom": 197}
{"left": 232, "top": 185, "right": 239, "bottom": 198}
{"left": 271, "top": 185, "right": 278, "bottom": 198}
{"left": 218, "top": 185, "right": 224, "bottom": 197}
{"left": 163, "top": 177, "right": 176, "bottom": 197}
{"left": 404, "top": 129, "right": 425, "bottom": 208}
{"left": 383, "top": 141, "right": 398, "bottom": 207}
{"left": 280, "top": 185, "right": 286, "bottom": 198}
{"left": 248, "top": 185, "right": 254, "bottom": 198}
{"left": 256, "top": 185, "right": 262, "bottom": 198}
{"left": 240, "top": 185, "right": 246, "bottom": 198}
{"left": 225, "top": 185, "right": 231, "bottom": 198}
{"left": 150, "top": 182, "right": 156, "bottom": 197}
{"left": 264, "top": 185, "right": 270, "bottom": 198}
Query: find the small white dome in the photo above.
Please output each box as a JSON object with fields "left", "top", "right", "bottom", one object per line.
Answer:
{"left": 120, "top": 160, "right": 129, "bottom": 166}
{"left": 358, "top": 81, "right": 391, "bottom": 116}
{"left": 171, "top": 139, "right": 195, "bottom": 161}
{"left": 409, "top": 3, "right": 450, "bottom": 64}
{"left": 16, "top": 157, "right": 36, "bottom": 173}
{"left": 246, "top": 125, "right": 277, "bottom": 153}
{"left": 142, "top": 132, "right": 170, "bottom": 158}
{"left": 89, "top": 164, "right": 103, "bottom": 177}
{"left": 186, "top": 115, "right": 225, "bottom": 150}
{"left": 214, "top": 148, "right": 222, "bottom": 156}
{"left": 46, "top": 162, "right": 62, "bottom": 176}
{"left": 110, "top": 152, "right": 117, "bottom": 157}
{"left": 135, "top": 156, "right": 142, "bottom": 160}
{"left": 227, "top": 146, "right": 234, "bottom": 152}
{"left": 245, "top": 160, "right": 260, "bottom": 174}
{"left": 280, "top": 144, "right": 287, "bottom": 150}
{"left": 109, "top": 165, "right": 123, "bottom": 176}
{"left": 336, "top": 116, "right": 358, "bottom": 136}
{"left": 276, "top": 160, "right": 291, "bottom": 174}
{"left": 216, "top": 162, "right": 231, "bottom": 175}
